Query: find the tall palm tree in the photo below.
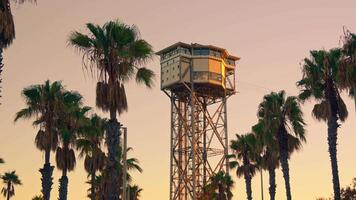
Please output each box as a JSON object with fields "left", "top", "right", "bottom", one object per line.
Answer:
{"left": 230, "top": 133, "right": 258, "bottom": 200}
{"left": 76, "top": 114, "right": 106, "bottom": 200}
{"left": 0, "top": 0, "right": 15, "bottom": 103}
{"left": 15, "top": 80, "right": 71, "bottom": 200}
{"left": 128, "top": 185, "right": 143, "bottom": 200}
{"left": 0, "top": 0, "right": 33, "bottom": 103}
{"left": 56, "top": 102, "right": 89, "bottom": 200}
{"left": 1, "top": 171, "right": 22, "bottom": 200}
{"left": 253, "top": 121, "right": 280, "bottom": 200}
{"left": 297, "top": 49, "right": 348, "bottom": 200}
{"left": 341, "top": 30, "right": 356, "bottom": 111}
{"left": 68, "top": 20, "right": 155, "bottom": 200}
{"left": 257, "top": 91, "right": 306, "bottom": 200}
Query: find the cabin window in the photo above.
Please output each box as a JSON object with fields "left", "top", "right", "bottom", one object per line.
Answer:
{"left": 210, "top": 50, "right": 222, "bottom": 58}
{"left": 193, "top": 71, "right": 209, "bottom": 80}
{"left": 226, "top": 59, "right": 235, "bottom": 66}
{"left": 210, "top": 72, "right": 222, "bottom": 81}
{"left": 193, "top": 49, "right": 209, "bottom": 56}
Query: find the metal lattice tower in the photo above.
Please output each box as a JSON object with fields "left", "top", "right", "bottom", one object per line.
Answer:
{"left": 157, "top": 42, "right": 238, "bottom": 200}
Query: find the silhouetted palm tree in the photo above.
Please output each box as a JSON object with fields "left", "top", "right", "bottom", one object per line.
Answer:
{"left": 68, "top": 20, "right": 155, "bottom": 200}
{"left": 0, "top": 0, "right": 15, "bottom": 103}
{"left": 253, "top": 121, "right": 279, "bottom": 200}
{"left": 87, "top": 175, "right": 104, "bottom": 200}
{"left": 15, "top": 80, "right": 73, "bottom": 200}
{"left": 1, "top": 171, "right": 22, "bottom": 200}
{"left": 116, "top": 146, "right": 143, "bottom": 198}
{"left": 257, "top": 91, "right": 306, "bottom": 200}
{"left": 297, "top": 49, "right": 348, "bottom": 200}
{"left": 230, "top": 133, "right": 258, "bottom": 200}
{"left": 76, "top": 114, "right": 106, "bottom": 200}
{"left": 341, "top": 30, "right": 356, "bottom": 110}
{"left": 210, "top": 171, "right": 234, "bottom": 200}
{"left": 340, "top": 178, "right": 356, "bottom": 200}
{"left": 94, "top": 146, "right": 143, "bottom": 199}
{"left": 0, "top": 0, "right": 33, "bottom": 103}
{"left": 56, "top": 102, "right": 89, "bottom": 200}
{"left": 128, "top": 184, "right": 143, "bottom": 200}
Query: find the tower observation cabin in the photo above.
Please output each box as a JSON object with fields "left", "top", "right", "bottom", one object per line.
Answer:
{"left": 157, "top": 42, "right": 239, "bottom": 98}
{"left": 157, "top": 42, "right": 239, "bottom": 200}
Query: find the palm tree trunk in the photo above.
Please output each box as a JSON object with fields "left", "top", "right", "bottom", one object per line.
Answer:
{"left": 327, "top": 85, "right": 341, "bottom": 200}
{"left": 106, "top": 106, "right": 120, "bottom": 200}
{"left": 279, "top": 149, "right": 292, "bottom": 200}
{"left": 7, "top": 182, "right": 11, "bottom": 200}
{"left": 278, "top": 126, "right": 292, "bottom": 200}
{"left": 119, "top": 171, "right": 123, "bottom": 199}
{"left": 353, "top": 87, "right": 356, "bottom": 112}
{"left": 58, "top": 171, "right": 68, "bottom": 200}
{"left": 226, "top": 188, "right": 231, "bottom": 200}
{"left": 268, "top": 166, "right": 276, "bottom": 200}
{"left": 40, "top": 148, "right": 54, "bottom": 200}
{"left": 90, "top": 171, "right": 95, "bottom": 200}
{"left": 260, "top": 169, "right": 264, "bottom": 200}
{"left": 244, "top": 173, "right": 253, "bottom": 200}
{"left": 218, "top": 183, "right": 224, "bottom": 200}
{"left": 0, "top": 45, "right": 4, "bottom": 104}
{"left": 327, "top": 114, "right": 341, "bottom": 200}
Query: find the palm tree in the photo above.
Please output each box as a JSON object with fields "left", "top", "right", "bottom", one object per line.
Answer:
{"left": 0, "top": 0, "right": 33, "bottom": 103}
{"left": 250, "top": 125, "right": 266, "bottom": 200}
{"left": 1, "top": 171, "right": 22, "bottom": 200}
{"left": 257, "top": 91, "right": 306, "bottom": 200}
{"left": 230, "top": 133, "right": 258, "bottom": 200}
{"left": 297, "top": 49, "right": 348, "bottom": 200}
{"left": 116, "top": 146, "right": 143, "bottom": 198}
{"left": 15, "top": 80, "right": 72, "bottom": 200}
{"left": 215, "top": 172, "right": 234, "bottom": 200}
{"left": 68, "top": 20, "right": 155, "bottom": 200}
{"left": 56, "top": 102, "right": 89, "bottom": 200}
{"left": 211, "top": 171, "right": 234, "bottom": 200}
{"left": 76, "top": 114, "right": 106, "bottom": 200}
{"left": 32, "top": 195, "right": 44, "bottom": 200}
{"left": 0, "top": 0, "right": 15, "bottom": 103}
{"left": 253, "top": 121, "right": 280, "bottom": 200}
{"left": 86, "top": 175, "right": 104, "bottom": 200}
{"left": 341, "top": 30, "right": 356, "bottom": 110}
{"left": 95, "top": 146, "right": 143, "bottom": 200}
{"left": 128, "top": 184, "right": 143, "bottom": 200}
{"left": 199, "top": 171, "right": 234, "bottom": 200}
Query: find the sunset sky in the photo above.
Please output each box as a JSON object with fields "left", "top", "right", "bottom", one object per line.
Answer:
{"left": 1, "top": 0, "right": 356, "bottom": 199}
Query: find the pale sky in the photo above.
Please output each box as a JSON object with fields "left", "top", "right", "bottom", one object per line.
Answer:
{"left": 0, "top": 0, "right": 356, "bottom": 199}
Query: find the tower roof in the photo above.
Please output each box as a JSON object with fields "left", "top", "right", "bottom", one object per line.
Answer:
{"left": 156, "top": 42, "right": 240, "bottom": 61}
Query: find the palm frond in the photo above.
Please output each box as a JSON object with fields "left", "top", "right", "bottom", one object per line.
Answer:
{"left": 312, "top": 100, "right": 330, "bottom": 121}
{"left": 135, "top": 67, "right": 155, "bottom": 88}
{"left": 0, "top": 0, "right": 15, "bottom": 47}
